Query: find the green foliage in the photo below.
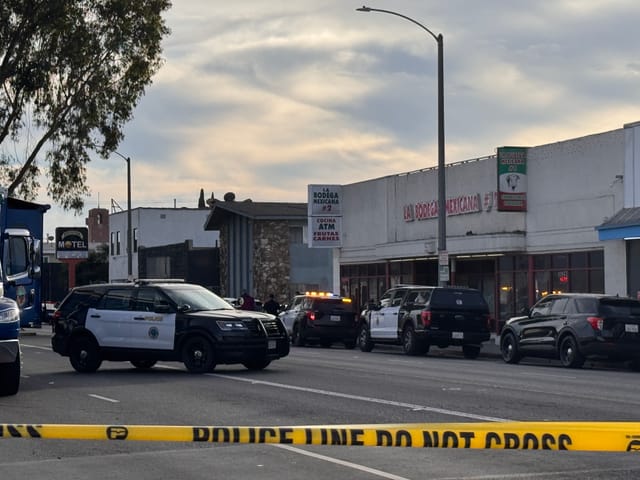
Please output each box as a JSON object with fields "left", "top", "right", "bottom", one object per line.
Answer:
{"left": 87, "top": 242, "right": 108, "bottom": 263}
{"left": 0, "top": 0, "right": 171, "bottom": 211}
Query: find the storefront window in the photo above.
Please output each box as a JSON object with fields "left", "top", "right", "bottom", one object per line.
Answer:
{"left": 569, "top": 270, "right": 588, "bottom": 292}
{"left": 590, "top": 269, "right": 604, "bottom": 293}
{"left": 570, "top": 252, "right": 588, "bottom": 268}
{"left": 515, "top": 272, "right": 528, "bottom": 312}
{"left": 514, "top": 255, "right": 528, "bottom": 271}
{"left": 499, "top": 256, "right": 514, "bottom": 270}
{"left": 533, "top": 255, "right": 550, "bottom": 270}
{"left": 552, "top": 270, "right": 569, "bottom": 293}
{"left": 498, "top": 272, "right": 514, "bottom": 326}
{"left": 552, "top": 254, "right": 569, "bottom": 269}
{"left": 534, "top": 271, "right": 550, "bottom": 300}
{"left": 590, "top": 250, "right": 604, "bottom": 268}
{"left": 531, "top": 251, "right": 603, "bottom": 298}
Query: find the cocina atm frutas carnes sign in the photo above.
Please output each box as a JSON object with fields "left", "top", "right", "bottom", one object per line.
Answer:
{"left": 308, "top": 185, "right": 342, "bottom": 248}
{"left": 55, "top": 227, "right": 89, "bottom": 259}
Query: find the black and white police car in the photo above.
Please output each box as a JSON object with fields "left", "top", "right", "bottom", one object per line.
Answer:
{"left": 51, "top": 280, "right": 290, "bottom": 373}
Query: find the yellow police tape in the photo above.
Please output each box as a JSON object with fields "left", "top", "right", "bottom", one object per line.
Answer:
{"left": 2, "top": 422, "right": 640, "bottom": 452}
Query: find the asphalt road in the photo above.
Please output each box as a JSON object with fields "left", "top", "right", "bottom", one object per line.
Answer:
{"left": 2, "top": 329, "right": 640, "bottom": 480}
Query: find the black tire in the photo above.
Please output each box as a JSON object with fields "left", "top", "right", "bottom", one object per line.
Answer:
{"left": 292, "top": 324, "right": 305, "bottom": 347}
{"left": 69, "top": 336, "right": 102, "bottom": 373}
{"left": 0, "top": 349, "right": 20, "bottom": 396}
{"left": 462, "top": 344, "right": 481, "bottom": 359}
{"left": 402, "top": 324, "right": 421, "bottom": 356}
{"left": 242, "top": 358, "right": 271, "bottom": 370}
{"left": 500, "top": 332, "right": 521, "bottom": 364}
{"left": 358, "top": 324, "right": 374, "bottom": 352}
{"left": 131, "top": 360, "right": 157, "bottom": 370}
{"left": 559, "top": 335, "right": 585, "bottom": 368}
{"left": 182, "top": 336, "right": 215, "bottom": 373}
{"left": 320, "top": 340, "right": 332, "bottom": 348}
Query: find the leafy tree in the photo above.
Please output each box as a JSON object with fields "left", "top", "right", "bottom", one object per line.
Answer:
{"left": 0, "top": 0, "right": 171, "bottom": 211}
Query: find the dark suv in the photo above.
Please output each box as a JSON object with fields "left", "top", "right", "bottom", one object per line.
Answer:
{"left": 278, "top": 292, "right": 358, "bottom": 348}
{"left": 51, "top": 280, "right": 290, "bottom": 373}
{"left": 500, "top": 293, "right": 640, "bottom": 369}
{"left": 359, "top": 285, "right": 491, "bottom": 358}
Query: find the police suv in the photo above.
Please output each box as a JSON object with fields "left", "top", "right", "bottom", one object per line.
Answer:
{"left": 359, "top": 285, "right": 491, "bottom": 358}
{"left": 51, "top": 280, "right": 290, "bottom": 373}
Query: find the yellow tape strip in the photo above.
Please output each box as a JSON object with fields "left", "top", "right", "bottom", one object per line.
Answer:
{"left": 2, "top": 422, "right": 640, "bottom": 452}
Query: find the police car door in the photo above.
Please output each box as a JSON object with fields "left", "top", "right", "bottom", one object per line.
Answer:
{"left": 128, "top": 287, "right": 176, "bottom": 350}
{"left": 278, "top": 296, "right": 303, "bottom": 336}
{"left": 370, "top": 288, "right": 407, "bottom": 339}
{"left": 87, "top": 287, "right": 134, "bottom": 347}
{"left": 380, "top": 288, "right": 408, "bottom": 339}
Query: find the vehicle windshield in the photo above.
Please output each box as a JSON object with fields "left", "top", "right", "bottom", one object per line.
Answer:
{"left": 161, "top": 285, "right": 234, "bottom": 311}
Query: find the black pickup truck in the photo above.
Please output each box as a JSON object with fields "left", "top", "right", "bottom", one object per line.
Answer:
{"left": 359, "top": 285, "right": 492, "bottom": 358}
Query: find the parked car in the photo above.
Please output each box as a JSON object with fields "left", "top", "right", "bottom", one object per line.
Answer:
{"left": 51, "top": 280, "right": 290, "bottom": 373}
{"left": 359, "top": 285, "right": 492, "bottom": 358}
{"left": 278, "top": 292, "right": 358, "bottom": 348}
{"left": 500, "top": 293, "right": 640, "bottom": 370}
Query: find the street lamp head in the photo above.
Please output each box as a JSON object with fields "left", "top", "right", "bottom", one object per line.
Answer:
{"left": 356, "top": 6, "right": 372, "bottom": 12}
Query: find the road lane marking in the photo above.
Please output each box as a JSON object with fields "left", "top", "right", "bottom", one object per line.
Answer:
{"left": 207, "top": 374, "right": 511, "bottom": 422}
{"left": 88, "top": 394, "right": 119, "bottom": 403}
{"left": 21, "top": 343, "right": 54, "bottom": 350}
{"left": 518, "top": 372, "right": 577, "bottom": 379}
{"left": 272, "top": 444, "right": 410, "bottom": 480}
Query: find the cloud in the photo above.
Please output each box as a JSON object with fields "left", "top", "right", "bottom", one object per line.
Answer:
{"left": 36, "top": 0, "right": 640, "bottom": 235}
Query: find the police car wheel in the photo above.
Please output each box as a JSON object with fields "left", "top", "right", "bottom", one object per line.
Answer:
{"left": 0, "top": 349, "right": 20, "bottom": 396}
{"left": 69, "top": 337, "right": 102, "bottom": 373}
{"left": 358, "top": 325, "right": 374, "bottom": 352}
{"left": 500, "top": 332, "right": 521, "bottom": 364}
{"left": 182, "top": 336, "right": 215, "bottom": 373}
{"left": 402, "top": 325, "right": 420, "bottom": 356}
{"left": 242, "top": 358, "right": 271, "bottom": 370}
{"left": 131, "top": 360, "right": 157, "bottom": 370}
{"left": 558, "top": 335, "right": 585, "bottom": 368}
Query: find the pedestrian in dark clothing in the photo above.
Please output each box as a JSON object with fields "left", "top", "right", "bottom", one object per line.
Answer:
{"left": 263, "top": 294, "right": 280, "bottom": 315}
{"left": 240, "top": 291, "right": 256, "bottom": 311}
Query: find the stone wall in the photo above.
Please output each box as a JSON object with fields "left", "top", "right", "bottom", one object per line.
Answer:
{"left": 252, "top": 220, "right": 291, "bottom": 305}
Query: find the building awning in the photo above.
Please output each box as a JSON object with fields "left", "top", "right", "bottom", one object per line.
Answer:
{"left": 597, "top": 207, "right": 640, "bottom": 240}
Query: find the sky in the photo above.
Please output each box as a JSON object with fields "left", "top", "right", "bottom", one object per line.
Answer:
{"left": 36, "top": 0, "right": 640, "bottom": 237}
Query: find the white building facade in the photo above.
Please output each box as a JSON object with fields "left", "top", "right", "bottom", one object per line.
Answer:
{"left": 109, "top": 207, "right": 219, "bottom": 282}
{"left": 337, "top": 122, "right": 640, "bottom": 331}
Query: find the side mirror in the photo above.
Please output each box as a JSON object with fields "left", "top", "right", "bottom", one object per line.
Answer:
{"left": 520, "top": 306, "right": 530, "bottom": 316}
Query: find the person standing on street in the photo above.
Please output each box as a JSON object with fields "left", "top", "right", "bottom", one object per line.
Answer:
{"left": 263, "top": 294, "right": 280, "bottom": 315}
{"left": 240, "top": 290, "right": 256, "bottom": 311}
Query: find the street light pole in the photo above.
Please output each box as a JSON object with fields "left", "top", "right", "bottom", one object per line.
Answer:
{"left": 357, "top": 6, "right": 447, "bottom": 285}
{"left": 112, "top": 151, "right": 133, "bottom": 280}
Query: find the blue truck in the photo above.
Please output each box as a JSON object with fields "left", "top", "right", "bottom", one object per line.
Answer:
{"left": 0, "top": 188, "right": 50, "bottom": 328}
{"left": 0, "top": 187, "right": 49, "bottom": 396}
